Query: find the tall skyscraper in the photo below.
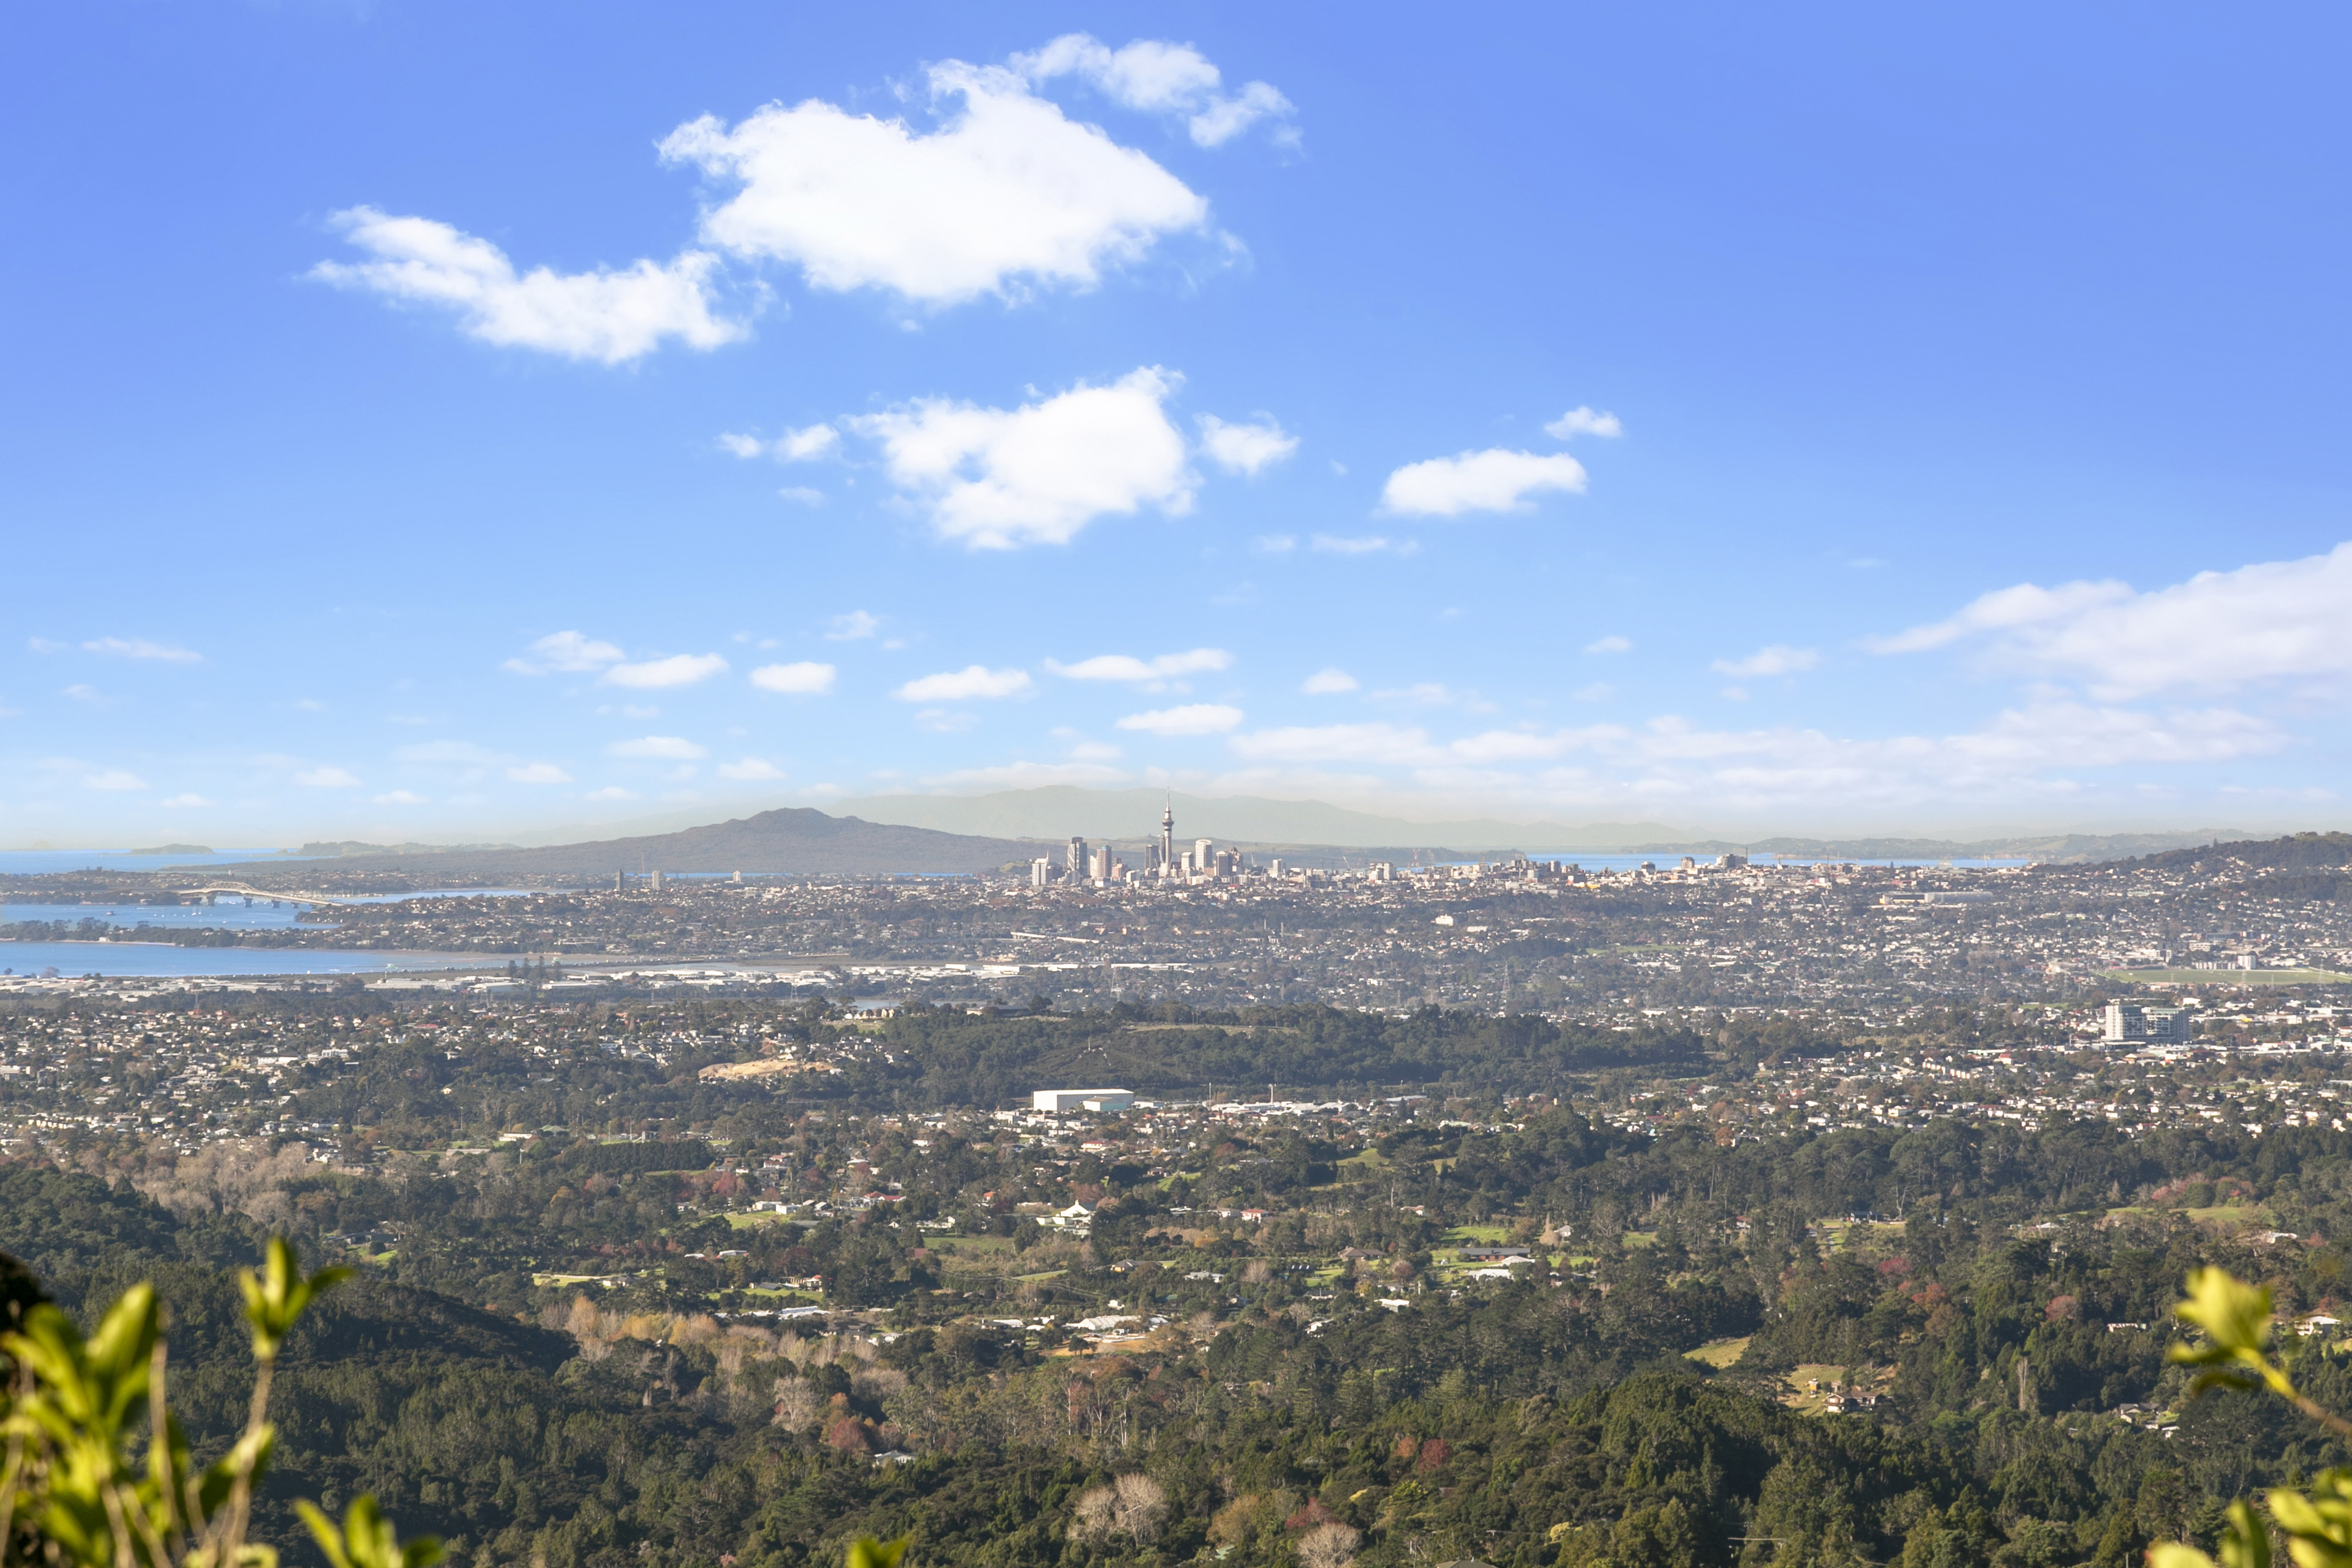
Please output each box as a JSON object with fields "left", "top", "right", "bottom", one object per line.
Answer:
{"left": 1067, "top": 837, "right": 1088, "bottom": 883}
{"left": 1159, "top": 793, "right": 1175, "bottom": 874}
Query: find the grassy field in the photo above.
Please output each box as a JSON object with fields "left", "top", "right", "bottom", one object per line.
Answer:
{"left": 928, "top": 1234, "right": 1015, "bottom": 1255}
{"left": 1443, "top": 1224, "right": 1512, "bottom": 1244}
{"left": 2103, "top": 967, "right": 2352, "bottom": 987}
{"left": 1685, "top": 1336, "right": 1749, "bottom": 1370}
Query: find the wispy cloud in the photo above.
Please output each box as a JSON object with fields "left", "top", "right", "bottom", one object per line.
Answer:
{"left": 1382, "top": 449, "right": 1586, "bottom": 516}
{"left": 750, "top": 661, "right": 836, "bottom": 695}
{"left": 504, "top": 631, "right": 624, "bottom": 675}
{"left": 1046, "top": 649, "right": 1229, "bottom": 684}
{"left": 1115, "top": 702, "right": 1244, "bottom": 736}
{"left": 1711, "top": 645, "right": 1819, "bottom": 678}
{"left": 84, "top": 637, "right": 201, "bottom": 663}
{"left": 1869, "top": 541, "right": 2352, "bottom": 699}
{"left": 602, "top": 653, "right": 728, "bottom": 689}
{"left": 1197, "top": 413, "right": 1298, "bottom": 475}
{"left": 606, "top": 736, "right": 707, "bottom": 759}
{"left": 894, "top": 665, "right": 1032, "bottom": 701}
{"left": 313, "top": 207, "right": 746, "bottom": 363}
{"left": 1543, "top": 406, "right": 1623, "bottom": 440}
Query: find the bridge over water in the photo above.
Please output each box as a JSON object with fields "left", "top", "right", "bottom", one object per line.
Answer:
{"left": 169, "top": 883, "right": 362, "bottom": 908}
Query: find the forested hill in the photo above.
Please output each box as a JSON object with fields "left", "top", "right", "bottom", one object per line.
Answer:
{"left": 11, "top": 1101, "right": 2352, "bottom": 1568}
{"left": 2138, "top": 831, "right": 2352, "bottom": 875}
{"left": 2126, "top": 831, "right": 2352, "bottom": 900}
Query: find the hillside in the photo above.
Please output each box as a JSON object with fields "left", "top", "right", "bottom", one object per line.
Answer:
{"left": 2139, "top": 831, "right": 2352, "bottom": 874}
{"left": 207, "top": 807, "right": 1035, "bottom": 884}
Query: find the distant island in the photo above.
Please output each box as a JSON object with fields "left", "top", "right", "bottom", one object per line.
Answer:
{"left": 127, "top": 844, "right": 211, "bottom": 855}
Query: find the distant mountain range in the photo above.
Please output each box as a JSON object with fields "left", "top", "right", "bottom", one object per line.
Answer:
{"left": 170, "top": 787, "right": 2273, "bottom": 883}
{"left": 829, "top": 787, "right": 1684, "bottom": 851}
{"left": 212, "top": 809, "right": 1034, "bottom": 881}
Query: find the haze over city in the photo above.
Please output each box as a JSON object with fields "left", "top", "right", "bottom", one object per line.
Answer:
{"left": 8, "top": 5, "right": 2351, "bottom": 847}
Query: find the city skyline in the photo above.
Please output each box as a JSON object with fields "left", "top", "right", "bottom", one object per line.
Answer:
{"left": 9, "top": 6, "right": 2352, "bottom": 845}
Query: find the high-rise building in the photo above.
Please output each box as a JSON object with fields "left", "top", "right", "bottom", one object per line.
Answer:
{"left": 1067, "top": 836, "right": 1088, "bottom": 883}
{"left": 1090, "top": 845, "right": 1112, "bottom": 880}
{"left": 1030, "top": 857, "right": 1053, "bottom": 889}
{"left": 1159, "top": 793, "right": 1175, "bottom": 875}
{"left": 650, "top": 868, "right": 663, "bottom": 891}
{"left": 1195, "top": 838, "right": 1214, "bottom": 876}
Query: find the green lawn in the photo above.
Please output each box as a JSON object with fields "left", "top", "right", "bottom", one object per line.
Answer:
{"left": 1686, "top": 1336, "right": 1749, "bottom": 1370}
{"left": 930, "top": 1235, "right": 1014, "bottom": 1254}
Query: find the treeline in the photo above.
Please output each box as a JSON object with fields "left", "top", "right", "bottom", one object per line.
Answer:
{"left": 847, "top": 1002, "right": 1736, "bottom": 1103}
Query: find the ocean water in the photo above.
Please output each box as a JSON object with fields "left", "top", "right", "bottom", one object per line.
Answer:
{"left": 0, "top": 943, "right": 486, "bottom": 979}
{"left": 5, "top": 901, "right": 320, "bottom": 931}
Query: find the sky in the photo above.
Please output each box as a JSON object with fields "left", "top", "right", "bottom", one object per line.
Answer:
{"left": 7, "top": 2, "right": 2352, "bottom": 847}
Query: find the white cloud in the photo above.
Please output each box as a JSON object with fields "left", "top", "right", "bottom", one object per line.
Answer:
{"left": 312, "top": 207, "right": 745, "bottom": 364}
{"left": 1572, "top": 682, "right": 1615, "bottom": 701}
{"left": 506, "top": 762, "right": 574, "bottom": 785}
{"left": 722, "top": 423, "right": 839, "bottom": 463}
{"left": 83, "top": 637, "right": 200, "bottom": 663}
{"left": 371, "top": 790, "right": 428, "bottom": 805}
{"left": 606, "top": 736, "right": 708, "bottom": 759}
{"left": 851, "top": 366, "right": 1192, "bottom": 548}
{"left": 1197, "top": 413, "right": 1298, "bottom": 475}
{"left": 777, "top": 423, "right": 838, "bottom": 460}
{"left": 1381, "top": 449, "right": 1588, "bottom": 516}
{"left": 1068, "top": 741, "right": 1122, "bottom": 761}
{"left": 894, "top": 665, "right": 1033, "bottom": 701}
{"left": 1544, "top": 406, "right": 1624, "bottom": 440}
{"left": 718, "top": 757, "right": 788, "bottom": 781}
{"left": 1301, "top": 667, "right": 1358, "bottom": 695}
{"left": 1311, "top": 534, "right": 1409, "bottom": 555}
{"left": 602, "top": 653, "right": 728, "bottom": 689}
{"left": 826, "top": 611, "right": 880, "bottom": 640}
{"left": 1711, "top": 645, "right": 1820, "bottom": 678}
{"left": 778, "top": 486, "right": 825, "bottom": 506}
{"left": 750, "top": 661, "right": 836, "bottom": 695}
{"left": 1046, "top": 648, "right": 1230, "bottom": 683}
{"left": 913, "top": 708, "right": 978, "bottom": 733}
{"left": 1014, "top": 34, "right": 1296, "bottom": 147}
{"left": 1116, "top": 702, "right": 1245, "bottom": 736}
{"left": 584, "top": 786, "right": 639, "bottom": 802}
{"left": 658, "top": 60, "right": 1209, "bottom": 306}
{"left": 62, "top": 685, "right": 108, "bottom": 704}
{"left": 1220, "top": 697, "right": 2286, "bottom": 810}
{"left": 1870, "top": 542, "right": 2352, "bottom": 699}
{"left": 295, "top": 767, "right": 361, "bottom": 788}
{"left": 1584, "top": 635, "right": 1633, "bottom": 655}
{"left": 82, "top": 769, "right": 147, "bottom": 791}
{"left": 504, "top": 631, "right": 624, "bottom": 675}
{"left": 1252, "top": 534, "right": 1297, "bottom": 554}
{"left": 161, "top": 793, "right": 213, "bottom": 808}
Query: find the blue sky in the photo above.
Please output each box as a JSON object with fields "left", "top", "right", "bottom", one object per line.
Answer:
{"left": 8, "top": 3, "right": 2352, "bottom": 846}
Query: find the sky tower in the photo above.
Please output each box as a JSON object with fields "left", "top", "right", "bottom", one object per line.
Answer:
{"left": 1159, "top": 791, "right": 1175, "bottom": 874}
